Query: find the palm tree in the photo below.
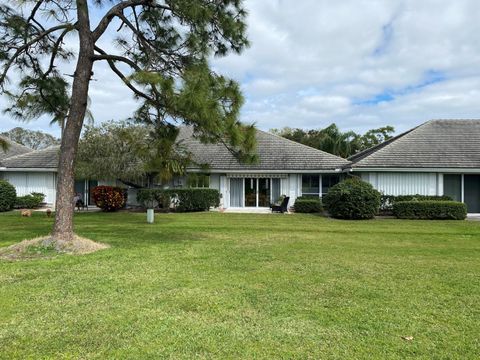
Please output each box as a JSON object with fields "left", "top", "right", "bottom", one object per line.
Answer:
{"left": 316, "top": 124, "right": 361, "bottom": 158}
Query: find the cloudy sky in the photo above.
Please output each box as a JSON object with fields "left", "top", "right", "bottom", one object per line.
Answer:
{"left": 2, "top": 0, "right": 480, "bottom": 136}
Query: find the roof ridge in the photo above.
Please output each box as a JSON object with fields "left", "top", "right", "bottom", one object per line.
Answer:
{"left": 349, "top": 120, "right": 433, "bottom": 164}
{"left": 1, "top": 145, "right": 59, "bottom": 161}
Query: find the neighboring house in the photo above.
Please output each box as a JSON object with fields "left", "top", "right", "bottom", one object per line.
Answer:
{"left": 0, "top": 141, "right": 96, "bottom": 206}
{"left": 349, "top": 120, "right": 480, "bottom": 213}
{"left": 0, "top": 143, "right": 59, "bottom": 204}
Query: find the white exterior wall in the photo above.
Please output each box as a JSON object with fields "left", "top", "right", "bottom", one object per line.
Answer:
{"left": 360, "top": 172, "right": 439, "bottom": 196}
{"left": 209, "top": 174, "right": 220, "bottom": 191}
{"left": 1, "top": 171, "right": 56, "bottom": 204}
{"left": 287, "top": 174, "right": 300, "bottom": 207}
{"left": 219, "top": 175, "right": 228, "bottom": 208}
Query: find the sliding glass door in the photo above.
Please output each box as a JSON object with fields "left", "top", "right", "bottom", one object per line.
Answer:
{"left": 245, "top": 178, "right": 257, "bottom": 207}
{"left": 229, "top": 177, "right": 279, "bottom": 208}
{"left": 258, "top": 178, "right": 271, "bottom": 207}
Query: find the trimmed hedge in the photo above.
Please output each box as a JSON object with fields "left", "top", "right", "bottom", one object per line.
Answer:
{"left": 381, "top": 194, "right": 452, "bottom": 212}
{"left": 137, "top": 188, "right": 220, "bottom": 212}
{"left": 393, "top": 200, "right": 467, "bottom": 220}
{"left": 0, "top": 180, "right": 16, "bottom": 212}
{"left": 92, "top": 186, "right": 126, "bottom": 212}
{"left": 294, "top": 196, "right": 322, "bottom": 213}
{"left": 323, "top": 177, "right": 381, "bottom": 219}
{"left": 15, "top": 192, "right": 45, "bottom": 209}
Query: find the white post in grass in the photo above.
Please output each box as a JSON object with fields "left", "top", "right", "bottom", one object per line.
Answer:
{"left": 147, "top": 208, "right": 155, "bottom": 224}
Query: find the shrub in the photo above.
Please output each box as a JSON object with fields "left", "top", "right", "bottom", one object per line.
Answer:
{"left": 294, "top": 196, "right": 322, "bottom": 213}
{"left": 393, "top": 201, "right": 467, "bottom": 220}
{"left": 323, "top": 177, "right": 381, "bottom": 219}
{"left": 171, "top": 189, "right": 220, "bottom": 212}
{"left": 0, "top": 180, "right": 16, "bottom": 212}
{"left": 137, "top": 188, "right": 220, "bottom": 212}
{"left": 381, "top": 194, "right": 452, "bottom": 212}
{"left": 137, "top": 188, "right": 171, "bottom": 209}
{"left": 92, "top": 186, "right": 126, "bottom": 211}
{"left": 15, "top": 192, "right": 45, "bottom": 209}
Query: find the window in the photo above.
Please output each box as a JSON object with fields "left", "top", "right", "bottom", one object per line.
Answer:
{"left": 302, "top": 175, "right": 320, "bottom": 196}
{"left": 444, "top": 174, "right": 461, "bottom": 202}
{"left": 187, "top": 174, "right": 210, "bottom": 188}
{"left": 322, "top": 175, "right": 340, "bottom": 196}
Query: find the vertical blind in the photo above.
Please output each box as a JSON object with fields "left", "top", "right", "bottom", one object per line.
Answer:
{"left": 230, "top": 178, "right": 244, "bottom": 207}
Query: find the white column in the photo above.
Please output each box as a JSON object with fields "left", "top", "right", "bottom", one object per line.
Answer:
{"left": 319, "top": 175, "right": 322, "bottom": 198}
{"left": 437, "top": 173, "right": 444, "bottom": 196}
{"left": 461, "top": 174, "right": 465, "bottom": 203}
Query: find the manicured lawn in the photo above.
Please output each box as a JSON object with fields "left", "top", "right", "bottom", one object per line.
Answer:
{"left": 0, "top": 211, "right": 479, "bottom": 359}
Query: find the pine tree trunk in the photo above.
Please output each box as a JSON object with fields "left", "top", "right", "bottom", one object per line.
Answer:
{"left": 52, "top": 0, "right": 93, "bottom": 241}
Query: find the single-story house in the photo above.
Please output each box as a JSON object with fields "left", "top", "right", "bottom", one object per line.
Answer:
{"left": 1, "top": 119, "right": 480, "bottom": 213}
{"left": 174, "top": 127, "right": 348, "bottom": 209}
{"left": 349, "top": 120, "right": 480, "bottom": 213}
{"left": 0, "top": 128, "right": 349, "bottom": 210}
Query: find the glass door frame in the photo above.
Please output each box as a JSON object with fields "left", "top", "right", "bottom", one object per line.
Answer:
{"left": 243, "top": 177, "right": 273, "bottom": 208}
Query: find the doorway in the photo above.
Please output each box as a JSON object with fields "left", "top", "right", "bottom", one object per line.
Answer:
{"left": 244, "top": 178, "right": 271, "bottom": 207}
{"left": 464, "top": 175, "right": 480, "bottom": 213}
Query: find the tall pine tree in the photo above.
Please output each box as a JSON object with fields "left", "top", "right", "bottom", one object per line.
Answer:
{"left": 0, "top": 1, "right": 255, "bottom": 242}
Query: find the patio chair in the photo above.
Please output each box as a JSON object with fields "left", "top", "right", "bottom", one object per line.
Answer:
{"left": 271, "top": 197, "right": 290, "bottom": 213}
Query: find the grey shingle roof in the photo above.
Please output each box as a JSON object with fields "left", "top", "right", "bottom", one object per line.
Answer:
{"left": 350, "top": 120, "right": 480, "bottom": 169}
{"left": 178, "top": 127, "right": 349, "bottom": 171}
{"left": 0, "top": 136, "right": 32, "bottom": 163}
{"left": 1, "top": 146, "right": 59, "bottom": 169}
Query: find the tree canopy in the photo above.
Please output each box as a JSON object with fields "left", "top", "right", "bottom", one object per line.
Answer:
{"left": 76, "top": 121, "right": 190, "bottom": 187}
{"left": 271, "top": 124, "right": 394, "bottom": 158}
{"left": 1, "top": 127, "right": 60, "bottom": 150}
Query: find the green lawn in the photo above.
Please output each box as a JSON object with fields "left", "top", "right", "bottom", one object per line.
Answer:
{"left": 0, "top": 212, "right": 479, "bottom": 359}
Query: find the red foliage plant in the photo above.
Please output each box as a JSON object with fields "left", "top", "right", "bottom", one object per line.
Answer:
{"left": 92, "top": 186, "right": 126, "bottom": 212}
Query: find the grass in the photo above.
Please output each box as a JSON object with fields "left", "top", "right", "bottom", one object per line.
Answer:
{"left": 0, "top": 211, "right": 479, "bottom": 359}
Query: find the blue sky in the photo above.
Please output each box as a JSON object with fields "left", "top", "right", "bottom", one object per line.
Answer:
{"left": 2, "top": 0, "right": 480, "bottom": 136}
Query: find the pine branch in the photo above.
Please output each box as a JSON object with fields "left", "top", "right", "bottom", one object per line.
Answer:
{"left": 0, "top": 23, "right": 75, "bottom": 87}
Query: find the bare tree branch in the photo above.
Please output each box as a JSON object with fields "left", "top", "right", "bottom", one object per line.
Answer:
{"left": 92, "top": 0, "right": 170, "bottom": 41}
{"left": 92, "top": 49, "right": 141, "bottom": 71}
{"left": 93, "top": 46, "right": 153, "bottom": 101}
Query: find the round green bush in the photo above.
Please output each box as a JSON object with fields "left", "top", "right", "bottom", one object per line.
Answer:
{"left": 0, "top": 179, "right": 17, "bottom": 212}
{"left": 323, "top": 177, "right": 381, "bottom": 219}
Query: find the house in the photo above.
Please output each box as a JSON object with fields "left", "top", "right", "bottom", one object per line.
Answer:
{"left": 349, "top": 120, "right": 480, "bottom": 213}
{"left": 175, "top": 127, "right": 348, "bottom": 209}
{"left": 1, "top": 120, "right": 480, "bottom": 213}
{"left": 0, "top": 128, "right": 349, "bottom": 209}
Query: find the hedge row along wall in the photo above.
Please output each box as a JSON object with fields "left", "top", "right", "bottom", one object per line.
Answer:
{"left": 393, "top": 201, "right": 467, "bottom": 220}
{"left": 137, "top": 188, "right": 220, "bottom": 212}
